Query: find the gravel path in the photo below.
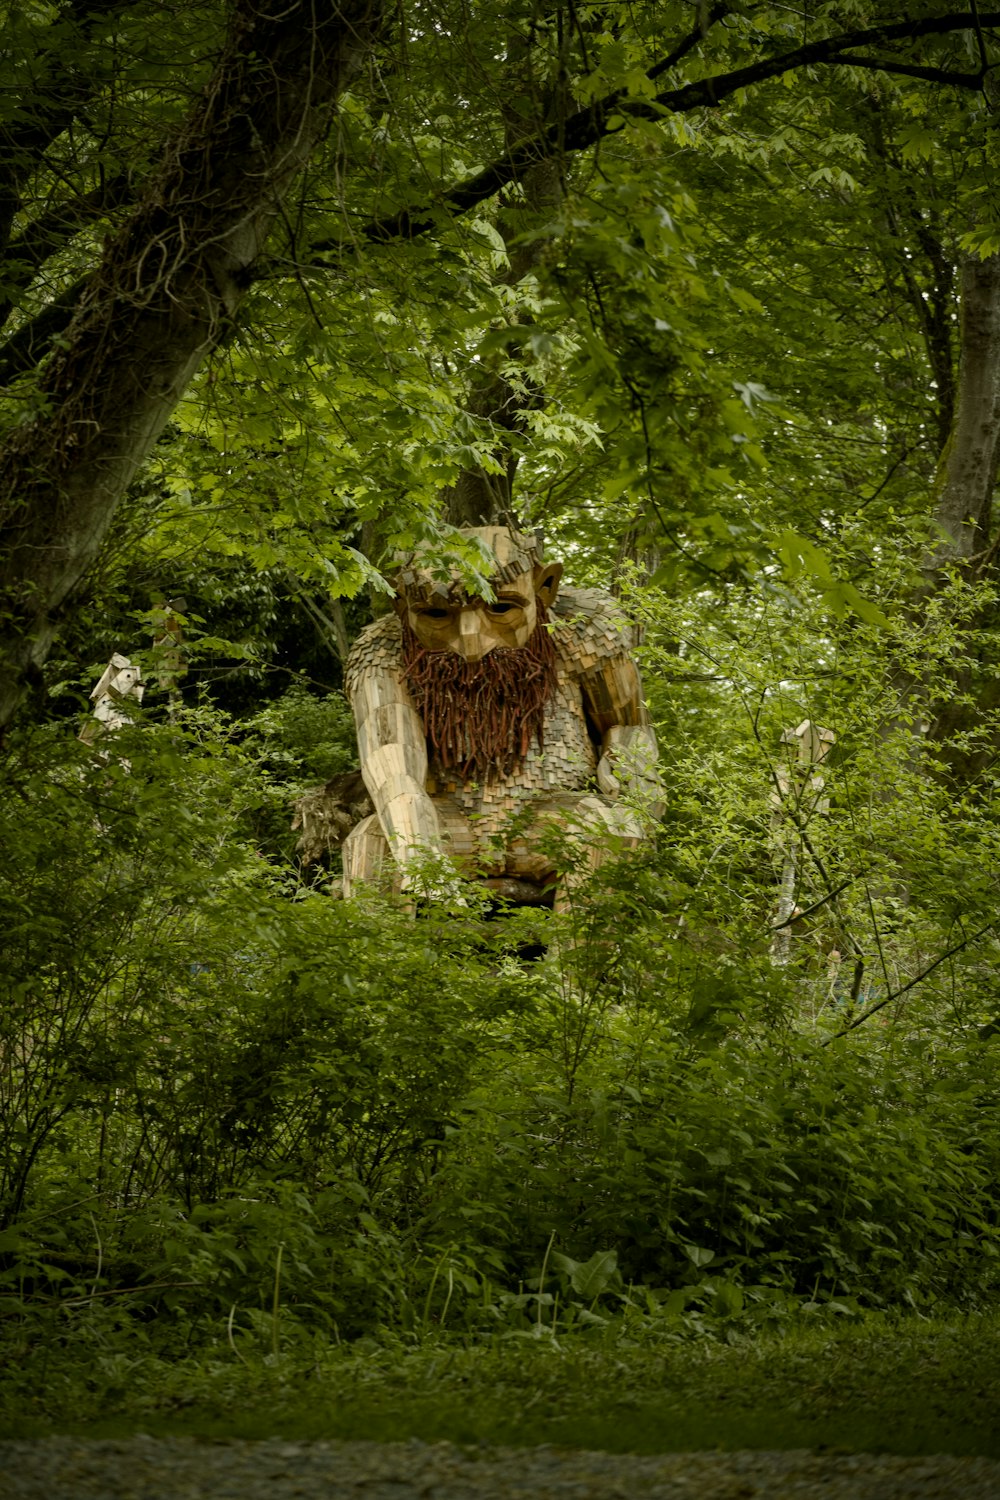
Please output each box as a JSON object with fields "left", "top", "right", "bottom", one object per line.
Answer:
{"left": 2, "top": 1437, "right": 999, "bottom": 1499}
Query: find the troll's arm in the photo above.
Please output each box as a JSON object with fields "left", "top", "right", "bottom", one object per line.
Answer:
{"left": 588, "top": 660, "right": 661, "bottom": 804}
{"left": 346, "top": 624, "right": 448, "bottom": 887}
{"left": 550, "top": 586, "right": 662, "bottom": 817}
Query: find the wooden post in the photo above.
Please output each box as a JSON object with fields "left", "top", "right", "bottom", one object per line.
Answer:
{"left": 770, "top": 720, "right": 834, "bottom": 964}
{"left": 150, "top": 597, "right": 187, "bottom": 720}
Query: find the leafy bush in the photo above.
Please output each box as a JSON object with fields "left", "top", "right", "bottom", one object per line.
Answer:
{"left": 1, "top": 668, "right": 999, "bottom": 1411}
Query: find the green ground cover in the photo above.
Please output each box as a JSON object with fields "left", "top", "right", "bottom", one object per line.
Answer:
{"left": 4, "top": 1317, "right": 998, "bottom": 1458}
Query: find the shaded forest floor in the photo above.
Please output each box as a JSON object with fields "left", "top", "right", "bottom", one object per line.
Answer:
{"left": 4, "top": 1315, "right": 998, "bottom": 1457}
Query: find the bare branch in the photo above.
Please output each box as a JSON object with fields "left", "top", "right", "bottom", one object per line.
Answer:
{"left": 0, "top": 277, "right": 89, "bottom": 387}
{"left": 822, "top": 920, "right": 997, "bottom": 1043}
{"left": 770, "top": 876, "right": 856, "bottom": 932}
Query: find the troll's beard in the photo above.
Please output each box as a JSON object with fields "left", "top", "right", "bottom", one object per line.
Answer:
{"left": 401, "top": 606, "right": 558, "bottom": 783}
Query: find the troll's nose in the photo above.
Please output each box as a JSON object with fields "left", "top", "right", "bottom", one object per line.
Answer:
{"left": 452, "top": 608, "right": 498, "bottom": 662}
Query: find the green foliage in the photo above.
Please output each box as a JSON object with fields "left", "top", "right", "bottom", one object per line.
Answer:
{"left": 422, "top": 907, "right": 1000, "bottom": 1319}
{"left": 0, "top": 707, "right": 996, "bottom": 1344}
{"left": 243, "top": 684, "right": 356, "bottom": 786}
{"left": 2, "top": 0, "right": 1000, "bottom": 1437}
{"left": 6, "top": 537, "right": 1000, "bottom": 1425}
{"left": 8, "top": 0, "right": 996, "bottom": 656}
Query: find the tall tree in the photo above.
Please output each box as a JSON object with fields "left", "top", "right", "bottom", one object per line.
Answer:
{"left": 1, "top": 2, "right": 998, "bottom": 726}
{"left": 0, "top": 0, "right": 382, "bottom": 726}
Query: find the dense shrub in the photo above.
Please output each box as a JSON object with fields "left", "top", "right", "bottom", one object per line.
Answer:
{"left": 425, "top": 1020, "right": 1000, "bottom": 1316}
{"left": 1, "top": 695, "right": 998, "bottom": 1374}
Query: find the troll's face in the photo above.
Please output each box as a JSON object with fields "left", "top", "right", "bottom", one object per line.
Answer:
{"left": 394, "top": 528, "right": 562, "bottom": 662}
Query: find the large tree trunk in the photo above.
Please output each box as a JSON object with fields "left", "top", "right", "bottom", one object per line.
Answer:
{"left": 0, "top": 0, "right": 382, "bottom": 729}
{"left": 443, "top": 5, "right": 565, "bottom": 530}
{"left": 919, "top": 254, "right": 1000, "bottom": 779}
{"left": 923, "top": 253, "right": 1000, "bottom": 575}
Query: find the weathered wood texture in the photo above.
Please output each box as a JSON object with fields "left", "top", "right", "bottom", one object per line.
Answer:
{"left": 78, "top": 652, "right": 144, "bottom": 746}
{"left": 341, "top": 528, "right": 662, "bottom": 900}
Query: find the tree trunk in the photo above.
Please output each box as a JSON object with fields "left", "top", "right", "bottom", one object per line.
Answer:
{"left": 0, "top": 0, "right": 382, "bottom": 729}
{"left": 443, "top": 4, "right": 566, "bottom": 530}
{"left": 920, "top": 254, "right": 1000, "bottom": 779}
{"left": 923, "top": 253, "right": 1000, "bottom": 575}
{"left": 441, "top": 154, "right": 564, "bottom": 529}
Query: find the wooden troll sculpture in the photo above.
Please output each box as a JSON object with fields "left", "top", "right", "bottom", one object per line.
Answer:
{"left": 339, "top": 526, "right": 661, "bottom": 906}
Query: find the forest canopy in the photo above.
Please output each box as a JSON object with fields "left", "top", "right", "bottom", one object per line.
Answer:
{"left": 1, "top": 0, "right": 1000, "bottom": 1423}
{"left": 1, "top": 0, "right": 999, "bottom": 713}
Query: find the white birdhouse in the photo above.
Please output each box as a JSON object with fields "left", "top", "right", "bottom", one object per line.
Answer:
{"left": 779, "top": 719, "right": 835, "bottom": 769}
{"left": 772, "top": 721, "right": 835, "bottom": 811}
{"left": 81, "top": 653, "right": 144, "bottom": 743}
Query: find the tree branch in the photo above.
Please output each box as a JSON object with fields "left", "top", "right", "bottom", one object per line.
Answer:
{"left": 0, "top": 0, "right": 385, "bottom": 729}
{"left": 832, "top": 54, "right": 987, "bottom": 87}
{"left": 770, "top": 876, "right": 856, "bottom": 932}
{"left": 971, "top": 0, "right": 992, "bottom": 70}
{"left": 0, "top": 276, "right": 90, "bottom": 387}
{"left": 747, "top": 701, "right": 866, "bottom": 961}
{"left": 0, "top": 177, "right": 132, "bottom": 335}
{"left": 2, "top": 179, "right": 131, "bottom": 286}
{"left": 308, "top": 9, "right": 1000, "bottom": 254}
{"left": 0, "top": 0, "right": 133, "bottom": 249}
{"left": 821, "top": 920, "right": 996, "bottom": 1043}
{"left": 645, "top": 1, "right": 732, "bottom": 83}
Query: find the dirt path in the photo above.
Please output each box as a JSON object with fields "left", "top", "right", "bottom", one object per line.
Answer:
{"left": 3, "top": 1436, "right": 999, "bottom": 1498}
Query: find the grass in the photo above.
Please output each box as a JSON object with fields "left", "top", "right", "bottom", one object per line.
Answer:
{"left": 3, "top": 1312, "right": 998, "bottom": 1457}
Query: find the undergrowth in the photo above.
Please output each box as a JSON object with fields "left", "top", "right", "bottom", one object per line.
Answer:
{"left": 3, "top": 1312, "right": 999, "bottom": 1458}
{"left": 1, "top": 710, "right": 999, "bottom": 1446}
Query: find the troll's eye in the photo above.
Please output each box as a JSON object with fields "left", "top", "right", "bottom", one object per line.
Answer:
{"left": 419, "top": 607, "right": 451, "bottom": 620}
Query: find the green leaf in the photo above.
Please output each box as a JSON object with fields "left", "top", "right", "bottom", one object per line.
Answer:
{"left": 821, "top": 581, "right": 889, "bottom": 627}
{"left": 552, "top": 1248, "right": 619, "bottom": 1298}
{"left": 683, "top": 1244, "right": 715, "bottom": 1268}
{"left": 713, "top": 1282, "right": 744, "bottom": 1317}
{"left": 776, "top": 529, "right": 834, "bottom": 586}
